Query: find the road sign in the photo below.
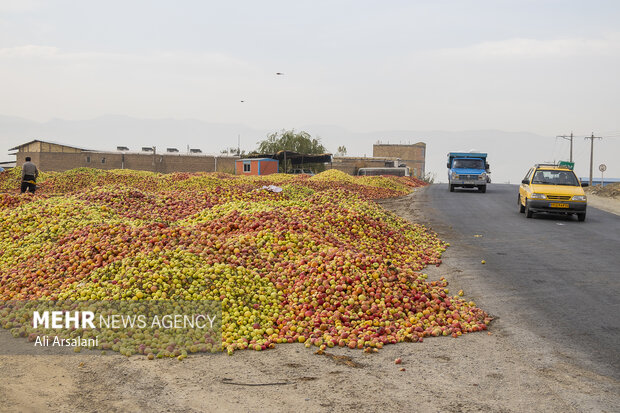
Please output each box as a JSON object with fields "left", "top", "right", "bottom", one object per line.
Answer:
{"left": 599, "top": 164, "right": 607, "bottom": 172}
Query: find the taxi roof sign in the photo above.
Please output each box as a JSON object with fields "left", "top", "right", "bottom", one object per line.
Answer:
{"left": 558, "top": 161, "right": 574, "bottom": 170}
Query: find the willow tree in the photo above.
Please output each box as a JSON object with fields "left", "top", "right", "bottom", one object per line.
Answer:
{"left": 256, "top": 130, "right": 326, "bottom": 154}
{"left": 256, "top": 130, "right": 328, "bottom": 173}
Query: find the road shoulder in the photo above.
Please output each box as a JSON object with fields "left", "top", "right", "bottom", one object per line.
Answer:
{"left": 586, "top": 193, "right": 620, "bottom": 215}
{"left": 378, "top": 187, "right": 620, "bottom": 412}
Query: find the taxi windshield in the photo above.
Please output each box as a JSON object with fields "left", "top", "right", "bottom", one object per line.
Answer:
{"left": 532, "top": 170, "right": 579, "bottom": 186}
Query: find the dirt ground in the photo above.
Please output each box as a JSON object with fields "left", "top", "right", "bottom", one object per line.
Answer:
{"left": 585, "top": 185, "right": 620, "bottom": 215}
{"left": 1, "top": 187, "right": 619, "bottom": 413}
{"left": 586, "top": 183, "right": 620, "bottom": 198}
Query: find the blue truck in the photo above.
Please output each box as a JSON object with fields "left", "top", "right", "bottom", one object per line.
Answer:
{"left": 447, "top": 152, "right": 490, "bottom": 193}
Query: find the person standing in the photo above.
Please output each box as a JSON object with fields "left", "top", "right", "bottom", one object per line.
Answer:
{"left": 21, "top": 157, "right": 39, "bottom": 193}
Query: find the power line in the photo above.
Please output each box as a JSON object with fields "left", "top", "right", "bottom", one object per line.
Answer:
{"left": 570, "top": 130, "right": 620, "bottom": 138}
{"left": 557, "top": 132, "right": 574, "bottom": 162}
{"left": 584, "top": 133, "right": 602, "bottom": 186}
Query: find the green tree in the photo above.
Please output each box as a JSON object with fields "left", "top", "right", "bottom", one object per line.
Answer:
{"left": 256, "top": 129, "right": 326, "bottom": 154}
{"left": 256, "top": 130, "right": 328, "bottom": 173}
{"left": 336, "top": 145, "right": 347, "bottom": 156}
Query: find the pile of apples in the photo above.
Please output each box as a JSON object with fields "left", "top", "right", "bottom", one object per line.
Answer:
{"left": 0, "top": 168, "right": 490, "bottom": 357}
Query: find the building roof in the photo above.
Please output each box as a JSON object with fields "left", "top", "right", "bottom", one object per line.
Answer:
{"left": 9, "top": 139, "right": 93, "bottom": 152}
{"left": 374, "top": 142, "right": 426, "bottom": 146}
{"left": 579, "top": 177, "right": 620, "bottom": 183}
{"left": 8, "top": 139, "right": 236, "bottom": 158}
{"left": 333, "top": 156, "right": 402, "bottom": 161}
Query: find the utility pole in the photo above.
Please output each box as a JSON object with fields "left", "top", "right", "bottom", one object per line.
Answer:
{"left": 557, "top": 132, "right": 574, "bottom": 162}
{"left": 584, "top": 133, "right": 602, "bottom": 186}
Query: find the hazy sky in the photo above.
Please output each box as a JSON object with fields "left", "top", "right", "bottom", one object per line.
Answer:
{"left": 1, "top": 0, "right": 619, "bottom": 171}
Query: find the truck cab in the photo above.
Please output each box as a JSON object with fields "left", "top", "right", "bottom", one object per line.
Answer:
{"left": 447, "top": 152, "right": 490, "bottom": 193}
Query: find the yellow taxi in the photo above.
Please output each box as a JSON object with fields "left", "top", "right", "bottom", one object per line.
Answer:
{"left": 518, "top": 164, "right": 588, "bottom": 221}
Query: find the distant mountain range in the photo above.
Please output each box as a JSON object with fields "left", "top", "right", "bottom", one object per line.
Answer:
{"left": 2, "top": 115, "right": 617, "bottom": 183}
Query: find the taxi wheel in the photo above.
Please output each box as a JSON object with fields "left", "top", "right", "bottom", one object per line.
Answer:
{"left": 518, "top": 195, "right": 525, "bottom": 213}
{"left": 525, "top": 200, "right": 533, "bottom": 218}
{"left": 449, "top": 185, "right": 455, "bottom": 192}
{"left": 577, "top": 212, "right": 586, "bottom": 222}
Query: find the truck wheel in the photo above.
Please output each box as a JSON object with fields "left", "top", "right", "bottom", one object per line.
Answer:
{"left": 518, "top": 195, "right": 525, "bottom": 213}
{"left": 525, "top": 200, "right": 533, "bottom": 218}
{"left": 479, "top": 186, "right": 486, "bottom": 193}
{"left": 449, "top": 185, "right": 454, "bottom": 192}
{"left": 577, "top": 212, "right": 586, "bottom": 222}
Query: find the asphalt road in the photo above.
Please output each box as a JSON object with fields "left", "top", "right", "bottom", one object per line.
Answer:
{"left": 421, "top": 183, "right": 620, "bottom": 380}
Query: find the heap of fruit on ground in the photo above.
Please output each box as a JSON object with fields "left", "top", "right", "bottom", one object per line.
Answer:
{"left": 0, "top": 168, "right": 491, "bottom": 357}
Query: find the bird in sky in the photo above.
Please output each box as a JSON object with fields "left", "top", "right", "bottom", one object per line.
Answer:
{"left": 276, "top": 72, "right": 285, "bottom": 75}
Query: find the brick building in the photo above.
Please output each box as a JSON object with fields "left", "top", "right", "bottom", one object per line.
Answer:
{"left": 331, "top": 156, "right": 402, "bottom": 175}
{"left": 372, "top": 142, "right": 426, "bottom": 178}
{"left": 9, "top": 139, "right": 426, "bottom": 178}
{"left": 10, "top": 140, "right": 238, "bottom": 174}
{"left": 329, "top": 142, "right": 426, "bottom": 178}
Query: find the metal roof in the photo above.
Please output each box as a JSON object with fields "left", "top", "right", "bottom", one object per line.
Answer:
{"left": 247, "top": 150, "right": 332, "bottom": 165}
